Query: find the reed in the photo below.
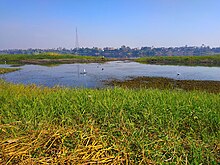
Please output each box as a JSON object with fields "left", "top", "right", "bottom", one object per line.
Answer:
{"left": 0, "top": 81, "right": 219, "bottom": 164}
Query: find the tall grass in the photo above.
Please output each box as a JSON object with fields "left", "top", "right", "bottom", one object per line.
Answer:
{"left": 0, "top": 81, "right": 219, "bottom": 164}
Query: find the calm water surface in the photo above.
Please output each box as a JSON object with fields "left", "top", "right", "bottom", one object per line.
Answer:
{"left": 1, "top": 61, "right": 220, "bottom": 88}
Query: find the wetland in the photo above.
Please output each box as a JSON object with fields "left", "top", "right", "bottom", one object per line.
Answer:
{"left": 0, "top": 54, "right": 220, "bottom": 164}
{"left": 1, "top": 61, "right": 220, "bottom": 92}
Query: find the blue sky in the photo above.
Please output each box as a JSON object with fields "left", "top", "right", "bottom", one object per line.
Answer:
{"left": 0, "top": 0, "right": 220, "bottom": 49}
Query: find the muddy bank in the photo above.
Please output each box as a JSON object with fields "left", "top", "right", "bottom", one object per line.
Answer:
{"left": 105, "top": 76, "right": 220, "bottom": 93}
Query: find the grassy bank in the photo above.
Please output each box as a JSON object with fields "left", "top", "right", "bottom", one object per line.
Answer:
{"left": 136, "top": 55, "right": 220, "bottom": 66}
{"left": 2, "top": 54, "right": 220, "bottom": 66}
{"left": 0, "top": 68, "right": 20, "bottom": 74}
{"left": 0, "top": 81, "right": 219, "bottom": 164}
{"left": 0, "top": 53, "right": 107, "bottom": 65}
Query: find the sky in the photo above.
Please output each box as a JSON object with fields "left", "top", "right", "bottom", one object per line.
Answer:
{"left": 0, "top": 0, "right": 220, "bottom": 49}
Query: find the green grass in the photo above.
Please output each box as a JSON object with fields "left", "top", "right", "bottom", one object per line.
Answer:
{"left": 0, "top": 81, "right": 219, "bottom": 164}
{"left": 136, "top": 55, "right": 220, "bottom": 66}
{"left": 0, "top": 53, "right": 106, "bottom": 64}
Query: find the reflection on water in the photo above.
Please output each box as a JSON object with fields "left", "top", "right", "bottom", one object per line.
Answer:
{"left": 1, "top": 61, "right": 220, "bottom": 88}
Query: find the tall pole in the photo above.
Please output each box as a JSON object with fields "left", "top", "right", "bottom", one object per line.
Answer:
{"left": 75, "top": 27, "right": 79, "bottom": 50}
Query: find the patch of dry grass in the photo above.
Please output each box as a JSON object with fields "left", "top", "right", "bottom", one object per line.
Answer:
{"left": 0, "top": 124, "right": 131, "bottom": 164}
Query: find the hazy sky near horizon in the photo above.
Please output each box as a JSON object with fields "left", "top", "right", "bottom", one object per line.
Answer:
{"left": 0, "top": 0, "right": 220, "bottom": 49}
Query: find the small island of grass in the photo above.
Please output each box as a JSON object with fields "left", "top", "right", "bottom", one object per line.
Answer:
{"left": 136, "top": 55, "right": 220, "bottom": 66}
{"left": 0, "top": 68, "right": 20, "bottom": 74}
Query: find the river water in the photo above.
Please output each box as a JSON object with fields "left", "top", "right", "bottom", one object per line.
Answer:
{"left": 1, "top": 61, "right": 220, "bottom": 88}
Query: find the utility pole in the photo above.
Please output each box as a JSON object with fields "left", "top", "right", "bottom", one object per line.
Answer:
{"left": 75, "top": 27, "right": 79, "bottom": 50}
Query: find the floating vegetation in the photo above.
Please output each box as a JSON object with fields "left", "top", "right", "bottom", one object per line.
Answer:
{"left": 0, "top": 81, "right": 219, "bottom": 164}
{"left": 105, "top": 76, "right": 220, "bottom": 93}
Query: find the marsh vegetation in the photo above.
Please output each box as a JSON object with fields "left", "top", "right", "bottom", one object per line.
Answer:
{"left": 0, "top": 54, "right": 220, "bottom": 164}
{"left": 105, "top": 76, "right": 220, "bottom": 93}
{"left": 1, "top": 54, "right": 220, "bottom": 67}
{"left": 136, "top": 55, "right": 220, "bottom": 66}
{"left": 0, "top": 68, "right": 20, "bottom": 74}
{"left": 0, "top": 53, "right": 107, "bottom": 65}
{"left": 0, "top": 81, "right": 219, "bottom": 164}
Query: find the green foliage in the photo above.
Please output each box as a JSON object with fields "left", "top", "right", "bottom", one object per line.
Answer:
{"left": 0, "top": 81, "right": 219, "bottom": 164}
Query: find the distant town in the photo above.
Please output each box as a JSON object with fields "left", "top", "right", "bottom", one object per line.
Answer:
{"left": 1, "top": 45, "right": 220, "bottom": 58}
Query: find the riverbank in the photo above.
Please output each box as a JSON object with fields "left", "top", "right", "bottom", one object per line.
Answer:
{"left": 1, "top": 54, "right": 220, "bottom": 67}
{"left": 136, "top": 55, "right": 220, "bottom": 66}
{"left": 105, "top": 76, "right": 220, "bottom": 93}
{"left": 0, "top": 53, "right": 110, "bottom": 65}
{"left": 0, "top": 81, "right": 219, "bottom": 164}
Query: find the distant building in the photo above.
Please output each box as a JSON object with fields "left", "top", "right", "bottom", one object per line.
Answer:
{"left": 103, "top": 47, "right": 115, "bottom": 51}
